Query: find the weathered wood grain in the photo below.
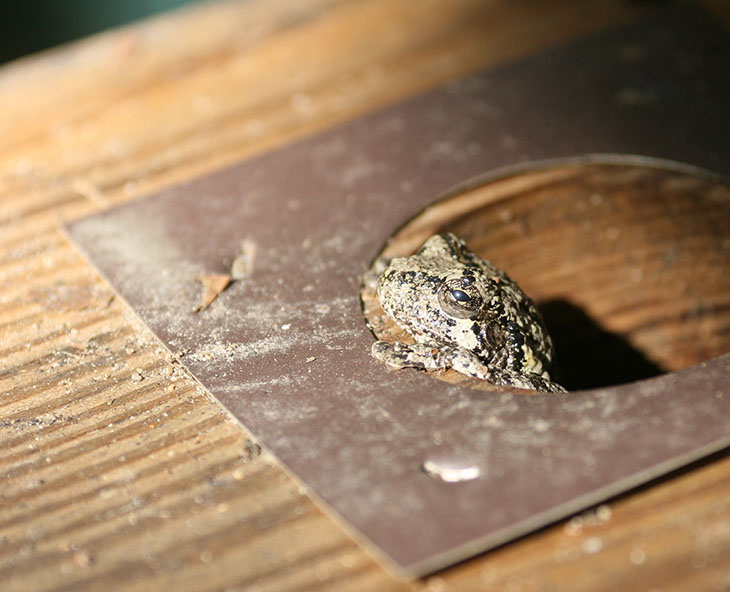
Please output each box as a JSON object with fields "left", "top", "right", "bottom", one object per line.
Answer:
{"left": 1, "top": 1, "right": 729, "bottom": 591}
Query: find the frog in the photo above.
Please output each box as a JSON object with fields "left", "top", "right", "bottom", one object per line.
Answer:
{"left": 370, "top": 233, "right": 566, "bottom": 393}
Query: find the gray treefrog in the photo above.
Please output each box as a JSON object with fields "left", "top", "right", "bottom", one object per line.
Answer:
{"left": 371, "top": 233, "right": 566, "bottom": 393}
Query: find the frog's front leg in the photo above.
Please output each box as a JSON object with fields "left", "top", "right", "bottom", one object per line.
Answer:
{"left": 372, "top": 341, "right": 496, "bottom": 379}
{"left": 371, "top": 341, "right": 451, "bottom": 372}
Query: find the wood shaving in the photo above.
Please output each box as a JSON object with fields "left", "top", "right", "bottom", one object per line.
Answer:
{"left": 193, "top": 273, "right": 232, "bottom": 312}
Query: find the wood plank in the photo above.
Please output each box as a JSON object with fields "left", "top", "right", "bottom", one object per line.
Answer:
{"left": 1, "top": 1, "right": 728, "bottom": 590}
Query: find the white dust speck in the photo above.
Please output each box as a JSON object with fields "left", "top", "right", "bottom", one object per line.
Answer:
{"left": 630, "top": 548, "right": 646, "bottom": 565}
{"left": 422, "top": 459, "right": 481, "bottom": 483}
{"left": 582, "top": 536, "right": 603, "bottom": 555}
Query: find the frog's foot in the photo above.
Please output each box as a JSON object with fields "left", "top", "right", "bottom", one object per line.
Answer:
{"left": 490, "top": 369, "right": 567, "bottom": 393}
{"left": 371, "top": 341, "right": 450, "bottom": 372}
{"left": 445, "top": 349, "right": 567, "bottom": 393}
{"left": 371, "top": 341, "right": 567, "bottom": 393}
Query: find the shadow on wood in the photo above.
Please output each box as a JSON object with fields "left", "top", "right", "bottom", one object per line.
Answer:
{"left": 539, "top": 298, "right": 665, "bottom": 390}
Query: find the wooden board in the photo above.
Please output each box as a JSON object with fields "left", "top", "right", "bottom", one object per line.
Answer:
{"left": 2, "top": 1, "right": 730, "bottom": 590}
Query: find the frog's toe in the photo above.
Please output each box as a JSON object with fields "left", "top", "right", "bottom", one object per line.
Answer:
{"left": 371, "top": 341, "right": 447, "bottom": 372}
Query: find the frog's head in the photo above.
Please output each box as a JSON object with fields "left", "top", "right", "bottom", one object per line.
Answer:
{"left": 376, "top": 234, "right": 498, "bottom": 348}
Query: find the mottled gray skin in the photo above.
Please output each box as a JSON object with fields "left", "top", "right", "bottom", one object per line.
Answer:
{"left": 372, "top": 233, "right": 566, "bottom": 393}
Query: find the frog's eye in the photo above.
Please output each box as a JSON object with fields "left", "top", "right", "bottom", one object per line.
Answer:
{"left": 438, "top": 278, "right": 484, "bottom": 319}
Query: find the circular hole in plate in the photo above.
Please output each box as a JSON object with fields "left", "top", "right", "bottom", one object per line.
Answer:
{"left": 362, "top": 159, "right": 730, "bottom": 391}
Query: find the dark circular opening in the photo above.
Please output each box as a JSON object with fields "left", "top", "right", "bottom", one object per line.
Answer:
{"left": 362, "top": 159, "right": 730, "bottom": 391}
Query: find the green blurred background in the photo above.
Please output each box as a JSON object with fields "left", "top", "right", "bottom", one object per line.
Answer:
{"left": 0, "top": 0, "right": 201, "bottom": 64}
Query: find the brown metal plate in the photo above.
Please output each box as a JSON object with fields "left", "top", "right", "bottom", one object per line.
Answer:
{"left": 65, "top": 7, "right": 730, "bottom": 576}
